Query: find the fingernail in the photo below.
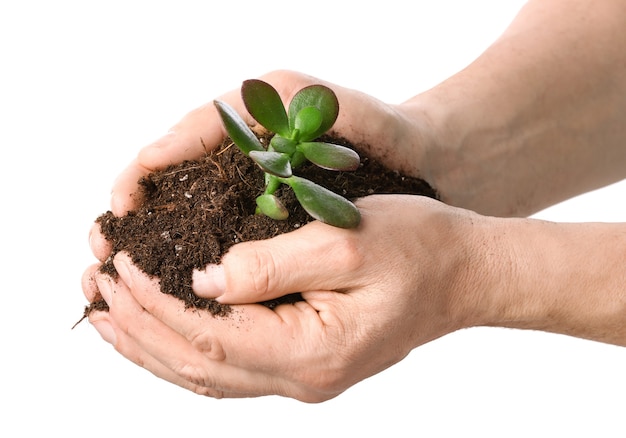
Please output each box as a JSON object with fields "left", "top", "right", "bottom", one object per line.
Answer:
{"left": 113, "top": 256, "right": 132, "bottom": 289}
{"left": 192, "top": 264, "right": 226, "bottom": 299}
{"left": 92, "top": 320, "right": 117, "bottom": 345}
{"left": 95, "top": 274, "right": 113, "bottom": 307}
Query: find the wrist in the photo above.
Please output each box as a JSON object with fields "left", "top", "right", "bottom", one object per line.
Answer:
{"left": 401, "top": 81, "right": 540, "bottom": 217}
{"left": 443, "top": 214, "right": 520, "bottom": 331}
{"left": 466, "top": 218, "right": 626, "bottom": 346}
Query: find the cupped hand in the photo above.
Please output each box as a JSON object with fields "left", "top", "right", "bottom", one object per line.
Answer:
{"left": 89, "top": 70, "right": 437, "bottom": 261}
{"left": 84, "top": 195, "right": 498, "bottom": 401}
{"left": 110, "top": 70, "right": 435, "bottom": 216}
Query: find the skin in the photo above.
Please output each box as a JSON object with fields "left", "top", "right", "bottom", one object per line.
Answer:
{"left": 84, "top": 0, "right": 626, "bottom": 402}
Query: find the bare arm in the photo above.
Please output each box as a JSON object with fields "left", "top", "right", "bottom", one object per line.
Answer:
{"left": 468, "top": 217, "right": 626, "bottom": 346}
{"left": 406, "top": 0, "right": 626, "bottom": 216}
{"left": 84, "top": 1, "right": 626, "bottom": 399}
{"left": 106, "top": 1, "right": 626, "bottom": 219}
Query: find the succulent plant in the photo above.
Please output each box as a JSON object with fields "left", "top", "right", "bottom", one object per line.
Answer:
{"left": 214, "top": 79, "right": 361, "bottom": 228}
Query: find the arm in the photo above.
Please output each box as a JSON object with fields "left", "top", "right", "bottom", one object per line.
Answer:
{"left": 470, "top": 217, "right": 626, "bottom": 346}
{"left": 84, "top": 0, "right": 626, "bottom": 400}
{"left": 406, "top": 0, "right": 626, "bottom": 216}
{"left": 108, "top": 1, "right": 626, "bottom": 220}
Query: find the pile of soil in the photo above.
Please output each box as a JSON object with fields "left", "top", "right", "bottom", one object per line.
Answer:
{"left": 82, "top": 135, "right": 438, "bottom": 320}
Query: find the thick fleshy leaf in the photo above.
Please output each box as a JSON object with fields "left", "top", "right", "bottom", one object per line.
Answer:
{"left": 214, "top": 100, "right": 264, "bottom": 155}
{"left": 294, "top": 107, "right": 323, "bottom": 140}
{"left": 256, "top": 194, "right": 289, "bottom": 220}
{"left": 299, "top": 142, "right": 360, "bottom": 171}
{"left": 249, "top": 150, "right": 292, "bottom": 178}
{"left": 289, "top": 150, "right": 307, "bottom": 169}
{"left": 285, "top": 176, "right": 361, "bottom": 228}
{"left": 241, "top": 79, "right": 290, "bottom": 136}
{"left": 288, "top": 85, "right": 339, "bottom": 141}
{"left": 270, "top": 135, "right": 297, "bottom": 154}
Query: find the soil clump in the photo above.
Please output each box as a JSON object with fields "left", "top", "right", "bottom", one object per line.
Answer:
{"left": 83, "top": 135, "right": 438, "bottom": 319}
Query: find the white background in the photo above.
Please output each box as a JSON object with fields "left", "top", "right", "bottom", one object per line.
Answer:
{"left": 2, "top": 1, "right": 625, "bottom": 437}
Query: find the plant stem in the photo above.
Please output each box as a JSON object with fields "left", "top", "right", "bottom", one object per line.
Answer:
{"left": 264, "top": 174, "right": 282, "bottom": 195}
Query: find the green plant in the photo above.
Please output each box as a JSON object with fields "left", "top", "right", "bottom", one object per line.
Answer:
{"left": 214, "top": 79, "right": 361, "bottom": 228}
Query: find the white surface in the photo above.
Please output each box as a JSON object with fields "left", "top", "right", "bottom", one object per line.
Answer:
{"left": 2, "top": 1, "right": 625, "bottom": 437}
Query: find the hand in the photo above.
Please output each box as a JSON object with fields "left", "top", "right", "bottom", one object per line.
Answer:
{"left": 89, "top": 69, "right": 438, "bottom": 263}
{"left": 83, "top": 195, "right": 497, "bottom": 401}
{"left": 108, "top": 70, "right": 435, "bottom": 218}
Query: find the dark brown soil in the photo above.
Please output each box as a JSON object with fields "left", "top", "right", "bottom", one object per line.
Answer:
{"left": 82, "top": 134, "right": 437, "bottom": 320}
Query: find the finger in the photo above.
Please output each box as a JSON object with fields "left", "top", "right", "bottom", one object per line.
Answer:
{"left": 109, "top": 158, "right": 153, "bottom": 216}
{"left": 192, "top": 220, "right": 364, "bottom": 304}
{"left": 136, "top": 91, "right": 240, "bottom": 170}
{"left": 88, "top": 274, "right": 231, "bottom": 396}
{"left": 110, "top": 90, "right": 246, "bottom": 216}
{"left": 113, "top": 252, "right": 346, "bottom": 401}
{"left": 81, "top": 263, "right": 101, "bottom": 302}
{"left": 88, "top": 311, "right": 254, "bottom": 398}
{"left": 113, "top": 252, "right": 288, "bottom": 367}
{"left": 108, "top": 71, "right": 323, "bottom": 217}
{"left": 88, "top": 221, "right": 111, "bottom": 262}
{"left": 107, "top": 254, "right": 291, "bottom": 397}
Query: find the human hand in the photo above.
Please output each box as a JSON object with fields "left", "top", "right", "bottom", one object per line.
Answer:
{"left": 108, "top": 70, "right": 436, "bottom": 218}
{"left": 89, "top": 69, "right": 439, "bottom": 263}
{"left": 83, "top": 195, "right": 502, "bottom": 401}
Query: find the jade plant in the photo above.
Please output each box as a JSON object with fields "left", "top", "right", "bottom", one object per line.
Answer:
{"left": 214, "top": 79, "right": 361, "bottom": 228}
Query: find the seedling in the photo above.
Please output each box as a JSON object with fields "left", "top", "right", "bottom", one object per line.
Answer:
{"left": 214, "top": 79, "right": 361, "bottom": 228}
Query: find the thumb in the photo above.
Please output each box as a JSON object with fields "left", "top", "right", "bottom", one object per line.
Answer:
{"left": 192, "top": 221, "right": 361, "bottom": 304}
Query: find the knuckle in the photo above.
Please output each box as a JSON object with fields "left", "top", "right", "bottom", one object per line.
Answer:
{"left": 193, "top": 386, "right": 225, "bottom": 399}
{"left": 172, "top": 332, "right": 226, "bottom": 387}
{"left": 330, "top": 234, "right": 365, "bottom": 274}
{"left": 189, "top": 330, "right": 226, "bottom": 362}
{"left": 297, "top": 369, "right": 349, "bottom": 403}
{"left": 227, "top": 242, "right": 279, "bottom": 298}
{"left": 176, "top": 361, "right": 216, "bottom": 388}
{"left": 302, "top": 221, "right": 365, "bottom": 275}
{"left": 250, "top": 246, "right": 279, "bottom": 296}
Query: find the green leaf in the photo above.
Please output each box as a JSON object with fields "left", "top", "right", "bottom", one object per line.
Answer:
{"left": 214, "top": 100, "right": 264, "bottom": 155}
{"left": 256, "top": 194, "right": 289, "bottom": 220}
{"left": 299, "top": 142, "right": 360, "bottom": 171}
{"left": 285, "top": 176, "right": 361, "bottom": 228}
{"left": 294, "top": 107, "right": 323, "bottom": 139}
{"left": 288, "top": 85, "right": 339, "bottom": 141}
{"left": 241, "top": 79, "right": 290, "bottom": 136}
{"left": 270, "top": 135, "right": 297, "bottom": 154}
{"left": 290, "top": 150, "right": 307, "bottom": 168}
{"left": 249, "top": 150, "right": 292, "bottom": 178}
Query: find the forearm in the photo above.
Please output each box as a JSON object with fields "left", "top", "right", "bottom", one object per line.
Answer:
{"left": 405, "top": 0, "right": 626, "bottom": 216}
{"left": 469, "top": 217, "right": 626, "bottom": 346}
